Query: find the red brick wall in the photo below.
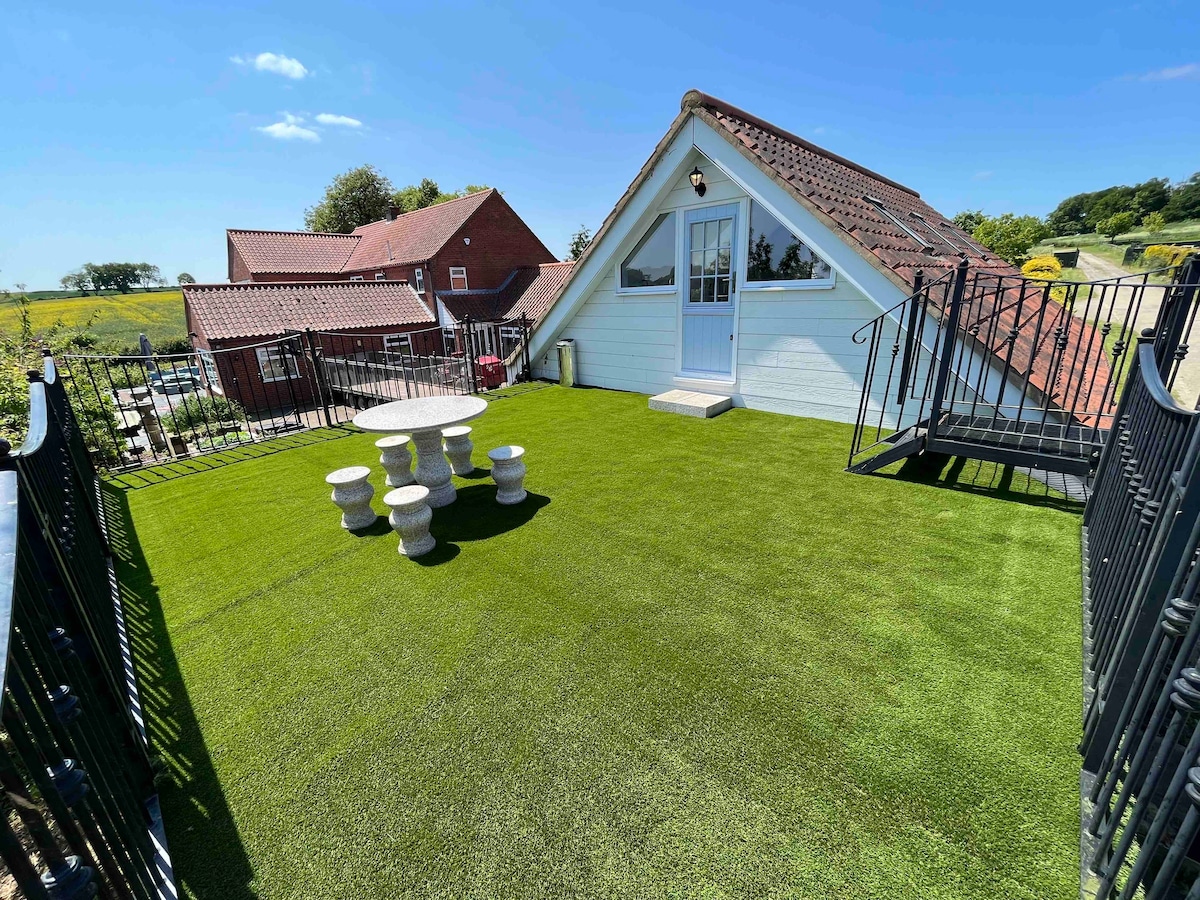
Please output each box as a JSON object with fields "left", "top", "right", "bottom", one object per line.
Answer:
{"left": 429, "top": 192, "right": 556, "bottom": 295}
{"left": 203, "top": 323, "right": 442, "bottom": 413}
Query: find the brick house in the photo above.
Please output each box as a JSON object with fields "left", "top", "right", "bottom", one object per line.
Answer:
{"left": 183, "top": 189, "right": 573, "bottom": 414}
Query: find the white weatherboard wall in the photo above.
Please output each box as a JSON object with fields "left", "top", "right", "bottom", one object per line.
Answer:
{"left": 534, "top": 145, "right": 886, "bottom": 423}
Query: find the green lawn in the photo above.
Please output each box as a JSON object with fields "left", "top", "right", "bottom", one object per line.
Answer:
{"left": 109, "top": 385, "right": 1084, "bottom": 900}
{"left": 0, "top": 289, "right": 186, "bottom": 349}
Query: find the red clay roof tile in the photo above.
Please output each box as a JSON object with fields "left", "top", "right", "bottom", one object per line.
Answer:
{"left": 227, "top": 230, "right": 360, "bottom": 275}
{"left": 184, "top": 281, "right": 434, "bottom": 341}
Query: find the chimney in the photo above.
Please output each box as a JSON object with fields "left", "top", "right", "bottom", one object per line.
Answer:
{"left": 384, "top": 205, "right": 401, "bottom": 222}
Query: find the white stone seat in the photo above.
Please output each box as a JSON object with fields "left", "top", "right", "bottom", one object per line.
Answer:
{"left": 487, "top": 445, "right": 527, "bottom": 505}
{"left": 384, "top": 485, "right": 435, "bottom": 557}
{"left": 442, "top": 426, "right": 475, "bottom": 476}
{"left": 326, "top": 466, "right": 376, "bottom": 530}
{"left": 375, "top": 434, "right": 414, "bottom": 487}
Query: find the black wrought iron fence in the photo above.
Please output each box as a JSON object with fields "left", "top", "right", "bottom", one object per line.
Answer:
{"left": 848, "top": 258, "right": 1200, "bottom": 477}
{"left": 1080, "top": 332, "right": 1200, "bottom": 899}
{"left": 0, "top": 353, "right": 169, "bottom": 899}
{"left": 60, "top": 316, "right": 531, "bottom": 472}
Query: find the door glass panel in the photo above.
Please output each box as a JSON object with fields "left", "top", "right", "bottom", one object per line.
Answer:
{"left": 687, "top": 213, "right": 735, "bottom": 305}
{"left": 716, "top": 277, "right": 730, "bottom": 302}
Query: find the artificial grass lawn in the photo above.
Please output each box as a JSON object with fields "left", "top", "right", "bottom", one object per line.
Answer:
{"left": 110, "top": 385, "right": 1084, "bottom": 899}
{"left": 0, "top": 289, "right": 185, "bottom": 347}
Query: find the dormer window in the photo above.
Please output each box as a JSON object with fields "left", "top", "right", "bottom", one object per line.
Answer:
{"left": 349, "top": 275, "right": 365, "bottom": 282}
{"left": 449, "top": 267, "right": 468, "bottom": 291}
{"left": 414, "top": 268, "right": 425, "bottom": 293}
{"left": 375, "top": 272, "right": 386, "bottom": 281}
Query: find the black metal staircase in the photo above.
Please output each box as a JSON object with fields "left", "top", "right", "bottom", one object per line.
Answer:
{"left": 848, "top": 256, "right": 1200, "bottom": 478}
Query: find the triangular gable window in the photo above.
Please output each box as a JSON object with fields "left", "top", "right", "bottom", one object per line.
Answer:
{"left": 620, "top": 212, "right": 676, "bottom": 290}
{"left": 746, "top": 201, "right": 832, "bottom": 283}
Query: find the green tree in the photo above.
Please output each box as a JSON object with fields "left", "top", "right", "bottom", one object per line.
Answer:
{"left": 59, "top": 269, "right": 92, "bottom": 294}
{"left": 1097, "top": 211, "right": 1137, "bottom": 241}
{"left": 393, "top": 180, "right": 491, "bottom": 213}
{"left": 177, "top": 272, "right": 196, "bottom": 285}
{"left": 1164, "top": 173, "right": 1200, "bottom": 222}
{"left": 134, "top": 263, "right": 164, "bottom": 290}
{"left": 567, "top": 225, "right": 592, "bottom": 261}
{"left": 971, "top": 214, "right": 1050, "bottom": 264}
{"left": 304, "top": 164, "right": 396, "bottom": 233}
{"left": 952, "top": 210, "right": 986, "bottom": 234}
{"left": 1143, "top": 211, "right": 1167, "bottom": 236}
{"left": 85, "top": 262, "right": 141, "bottom": 293}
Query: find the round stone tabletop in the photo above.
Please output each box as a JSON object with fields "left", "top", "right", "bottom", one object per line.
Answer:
{"left": 353, "top": 395, "right": 488, "bottom": 434}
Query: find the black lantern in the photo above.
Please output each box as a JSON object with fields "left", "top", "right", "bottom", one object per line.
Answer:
{"left": 689, "top": 166, "right": 706, "bottom": 197}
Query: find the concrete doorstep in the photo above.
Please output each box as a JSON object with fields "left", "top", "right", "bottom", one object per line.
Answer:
{"left": 648, "top": 389, "right": 732, "bottom": 419}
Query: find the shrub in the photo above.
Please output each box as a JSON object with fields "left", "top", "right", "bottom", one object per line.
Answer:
{"left": 1142, "top": 211, "right": 1166, "bottom": 236}
{"left": 1141, "top": 245, "right": 1196, "bottom": 270}
{"left": 161, "top": 394, "right": 244, "bottom": 437}
{"left": 1022, "top": 255, "right": 1063, "bottom": 280}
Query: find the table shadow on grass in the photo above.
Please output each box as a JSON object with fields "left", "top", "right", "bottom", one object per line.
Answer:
{"left": 352, "top": 483, "right": 550, "bottom": 566}
{"left": 101, "top": 482, "right": 256, "bottom": 900}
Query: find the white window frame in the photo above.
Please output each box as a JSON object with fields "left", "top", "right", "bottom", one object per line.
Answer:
{"left": 449, "top": 267, "right": 468, "bottom": 291}
{"left": 255, "top": 346, "right": 299, "bottom": 383}
{"left": 413, "top": 268, "right": 425, "bottom": 293}
{"left": 741, "top": 199, "right": 836, "bottom": 292}
{"left": 441, "top": 325, "right": 458, "bottom": 354}
{"left": 383, "top": 333, "right": 412, "bottom": 354}
{"left": 198, "top": 349, "right": 222, "bottom": 393}
{"left": 375, "top": 272, "right": 386, "bottom": 281}
{"left": 349, "top": 275, "right": 365, "bottom": 282}
{"left": 616, "top": 211, "right": 678, "bottom": 296}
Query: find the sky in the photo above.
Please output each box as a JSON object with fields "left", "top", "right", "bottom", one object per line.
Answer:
{"left": 1, "top": 0, "right": 1198, "bottom": 291}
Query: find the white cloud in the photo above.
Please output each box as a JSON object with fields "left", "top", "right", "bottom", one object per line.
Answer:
{"left": 973, "top": 170, "right": 994, "bottom": 181}
{"left": 257, "top": 118, "right": 320, "bottom": 142}
{"left": 232, "top": 52, "right": 309, "bottom": 80}
{"left": 315, "top": 113, "right": 363, "bottom": 127}
{"left": 1139, "top": 62, "right": 1198, "bottom": 81}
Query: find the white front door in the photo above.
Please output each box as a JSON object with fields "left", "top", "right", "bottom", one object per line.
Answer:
{"left": 681, "top": 204, "right": 737, "bottom": 377}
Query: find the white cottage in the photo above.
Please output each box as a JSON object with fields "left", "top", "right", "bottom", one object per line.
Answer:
{"left": 526, "top": 90, "right": 1096, "bottom": 427}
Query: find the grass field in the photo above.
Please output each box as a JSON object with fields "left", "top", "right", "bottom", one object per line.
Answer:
{"left": 0, "top": 289, "right": 186, "bottom": 349}
{"left": 112, "top": 385, "right": 1084, "bottom": 900}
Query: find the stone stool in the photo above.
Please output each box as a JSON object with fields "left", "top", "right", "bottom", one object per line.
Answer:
{"left": 442, "top": 426, "right": 475, "bottom": 476}
{"left": 326, "top": 466, "right": 376, "bottom": 530}
{"left": 384, "top": 485, "right": 435, "bottom": 558}
{"left": 376, "top": 434, "right": 414, "bottom": 487}
{"left": 487, "top": 445, "right": 527, "bottom": 505}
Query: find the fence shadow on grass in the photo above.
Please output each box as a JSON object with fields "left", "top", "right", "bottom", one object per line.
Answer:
{"left": 874, "top": 455, "right": 1086, "bottom": 513}
{"left": 105, "top": 425, "right": 359, "bottom": 490}
{"left": 102, "top": 482, "right": 256, "bottom": 900}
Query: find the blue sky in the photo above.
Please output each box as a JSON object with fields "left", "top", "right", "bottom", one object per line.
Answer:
{"left": 1, "top": 0, "right": 1197, "bottom": 290}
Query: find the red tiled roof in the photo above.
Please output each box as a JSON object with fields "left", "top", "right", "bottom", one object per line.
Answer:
{"left": 503, "top": 262, "right": 576, "bottom": 322}
{"left": 438, "top": 262, "right": 575, "bottom": 324}
{"left": 689, "top": 92, "right": 1007, "bottom": 288}
{"left": 343, "top": 190, "right": 495, "bottom": 272}
{"left": 184, "top": 281, "right": 435, "bottom": 341}
{"left": 226, "top": 189, "right": 496, "bottom": 277}
{"left": 227, "top": 229, "right": 360, "bottom": 275}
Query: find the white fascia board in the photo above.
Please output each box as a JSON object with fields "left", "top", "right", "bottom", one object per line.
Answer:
{"left": 527, "top": 123, "right": 696, "bottom": 364}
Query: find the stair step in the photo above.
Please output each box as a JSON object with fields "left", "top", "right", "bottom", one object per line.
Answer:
{"left": 648, "top": 390, "right": 733, "bottom": 419}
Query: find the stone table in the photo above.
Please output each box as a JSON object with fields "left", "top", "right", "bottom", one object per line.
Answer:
{"left": 353, "top": 396, "right": 487, "bottom": 507}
